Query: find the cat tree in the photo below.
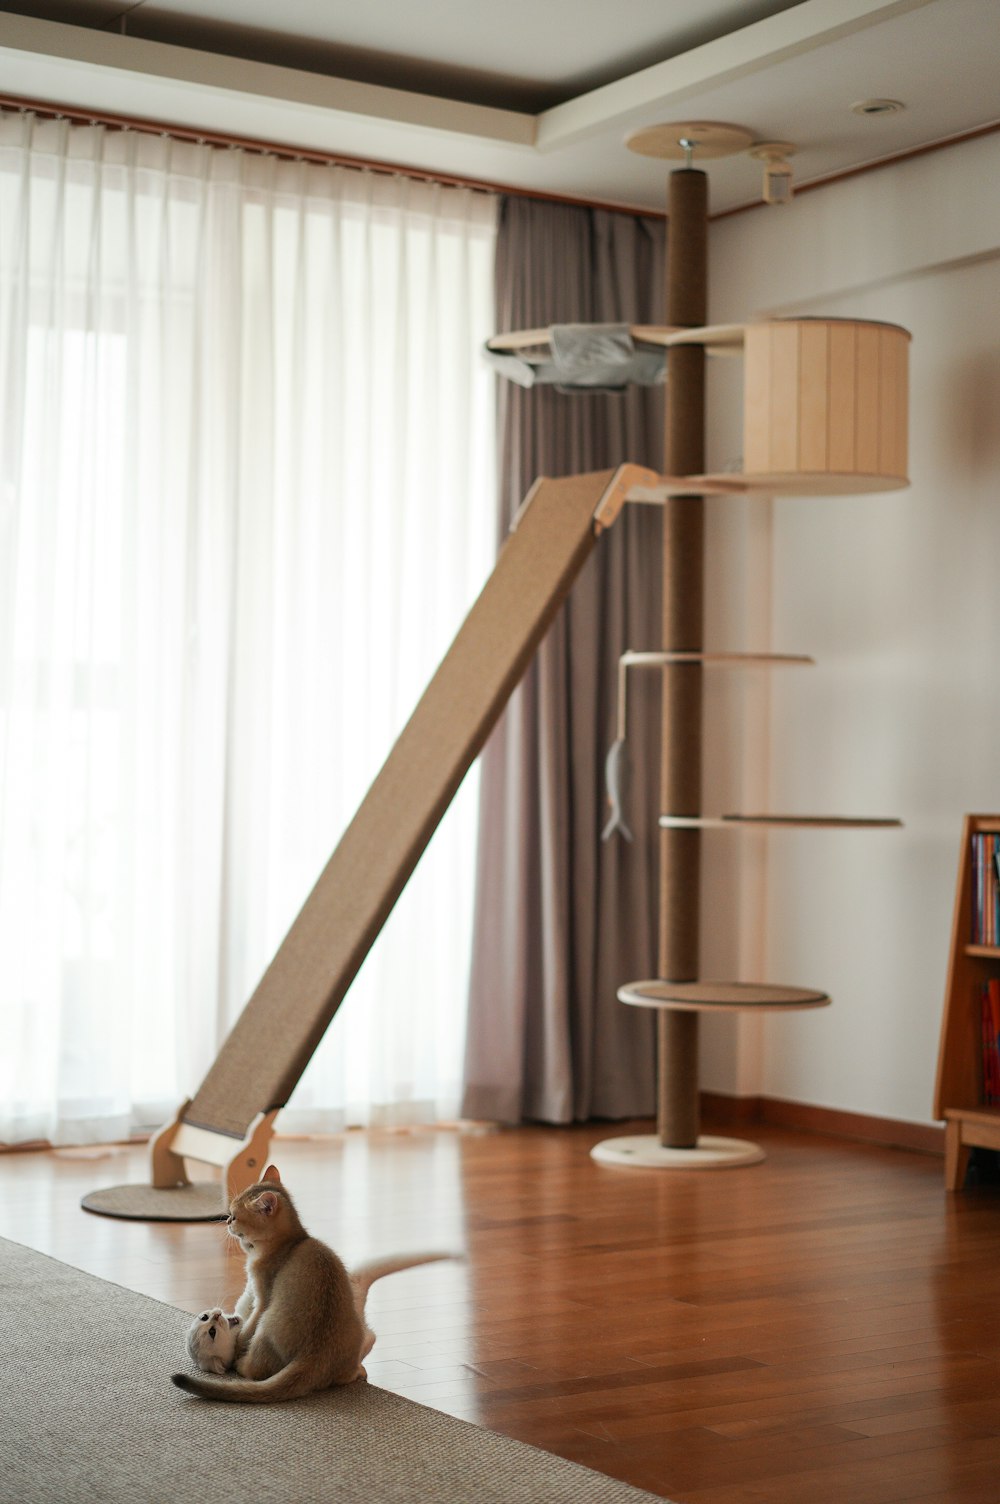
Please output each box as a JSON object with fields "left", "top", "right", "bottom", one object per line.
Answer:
{"left": 488, "top": 120, "right": 909, "bottom": 1168}
{"left": 601, "top": 123, "right": 908, "bottom": 1166}
{"left": 83, "top": 123, "right": 909, "bottom": 1219}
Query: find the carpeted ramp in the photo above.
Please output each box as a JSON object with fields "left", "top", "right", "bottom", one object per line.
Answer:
{"left": 181, "top": 469, "right": 623, "bottom": 1144}
{"left": 0, "top": 1237, "right": 672, "bottom": 1504}
{"left": 84, "top": 466, "right": 652, "bottom": 1221}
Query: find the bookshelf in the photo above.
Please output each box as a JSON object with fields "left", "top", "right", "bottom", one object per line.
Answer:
{"left": 933, "top": 814, "right": 1000, "bottom": 1187}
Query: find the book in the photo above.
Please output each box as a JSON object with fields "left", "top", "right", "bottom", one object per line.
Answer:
{"left": 970, "top": 833, "right": 1000, "bottom": 946}
{"left": 983, "top": 979, "right": 1000, "bottom": 1106}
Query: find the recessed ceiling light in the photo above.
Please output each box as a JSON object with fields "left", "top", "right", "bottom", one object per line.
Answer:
{"left": 850, "top": 99, "right": 906, "bottom": 116}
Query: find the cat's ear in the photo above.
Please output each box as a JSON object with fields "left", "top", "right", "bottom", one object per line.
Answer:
{"left": 262, "top": 1164, "right": 281, "bottom": 1184}
{"left": 256, "top": 1190, "right": 279, "bottom": 1216}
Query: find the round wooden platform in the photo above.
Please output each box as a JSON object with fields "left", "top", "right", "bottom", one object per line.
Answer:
{"left": 623, "top": 469, "right": 909, "bottom": 499}
{"left": 659, "top": 814, "right": 902, "bottom": 830}
{"left": 621, "top": 650, "right": 814, "bottom": 669}
{"left": 617, "top": 980, "right": 830, "bottom": 1013}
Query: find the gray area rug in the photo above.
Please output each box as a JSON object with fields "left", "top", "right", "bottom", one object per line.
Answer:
{"left": 0, "top": 1236, "right": 671, "bottom": 1504}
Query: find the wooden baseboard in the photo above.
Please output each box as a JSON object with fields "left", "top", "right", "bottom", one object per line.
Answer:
{"left": 699, "top": 1092, "right": 765, "bottom": 1128}
{"left": 3, "top": 1106, "right": 946, "bottom": 1160}
{"left": 701, "top": 1091, "right": 945, "bottom": 1157}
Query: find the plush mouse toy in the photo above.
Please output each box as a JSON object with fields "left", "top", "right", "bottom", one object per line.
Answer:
{"left": 185, "top": 1309, "right": 242, "bottom": 1375}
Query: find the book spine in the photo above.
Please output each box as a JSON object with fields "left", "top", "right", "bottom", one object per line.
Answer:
{"left": 983, "top": 981, "right": 1000, "bottom": 1105}
{"left": 969, "top": 833, "right": 1000, "bottom": 946}
{"left": 972, "top": 834, "right": 983, "bottom": 944}
{"left": 982, "top": 986, "right": 991, "bottom": 1103}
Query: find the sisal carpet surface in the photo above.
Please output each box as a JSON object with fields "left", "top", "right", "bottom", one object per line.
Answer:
{"left": 80, "top": 1180, "right": 227, "bottom": 1221}
{"left": 0, "top": 1236, "right": 672, "bottom": 1504}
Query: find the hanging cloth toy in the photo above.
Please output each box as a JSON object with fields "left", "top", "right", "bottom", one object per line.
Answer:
{"left": 601, "top": 654, "right": 634, "bottom": 842}
{"left": 601, "top": 737, "right": 634, "bottom": 842}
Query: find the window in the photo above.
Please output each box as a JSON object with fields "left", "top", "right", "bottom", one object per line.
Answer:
{"left": 0, "top": 114, "right": 497, "bottom": 1143}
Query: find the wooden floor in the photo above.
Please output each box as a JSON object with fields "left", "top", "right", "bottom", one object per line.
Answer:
{"left": 3, "top": 1118, "right": 1000, "bottom": 1503}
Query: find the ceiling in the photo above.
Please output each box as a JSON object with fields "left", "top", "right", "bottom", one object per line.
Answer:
{"left": 0, "top": 0, "right": 997, "bottom": 214}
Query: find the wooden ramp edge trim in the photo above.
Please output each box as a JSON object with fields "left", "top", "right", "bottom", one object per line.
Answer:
{"left": 182, "top": 466, "right": 649, "bottom": 1139}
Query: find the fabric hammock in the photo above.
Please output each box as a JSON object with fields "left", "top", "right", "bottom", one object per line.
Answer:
{"left": 485, "top": 323, "right": 666, "bottom": 390}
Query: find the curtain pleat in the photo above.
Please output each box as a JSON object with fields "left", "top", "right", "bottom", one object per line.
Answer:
{"left": 462, "top": 197, "right": 665, "bottom": 1124}
{"left": 0, "top": 112, "right": 497, "bottom": 1145}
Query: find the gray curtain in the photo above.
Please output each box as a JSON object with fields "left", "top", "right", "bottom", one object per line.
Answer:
{"left": 461, "top": 197, "right": 666, "bottom": 1124}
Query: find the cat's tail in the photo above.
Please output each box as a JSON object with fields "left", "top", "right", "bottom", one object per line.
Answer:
{"left": 349, "top": 1250, "right": 459, "bottom": 1304}
{"left": 171, "top": 1360, "right": 317, "bottom": 1404}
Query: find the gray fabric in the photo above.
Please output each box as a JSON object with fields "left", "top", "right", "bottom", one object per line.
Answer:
{"left": 485, "top": 323, "right": 666, "bottom": 390}
{"left": 0, "top": 1235, "right": 671, "bottom": 1504}
{"left": 601, "top": 738, "right": 634, "bottom": 843}
{"left": 462, "top": 199, "right": 665, "bottom": 1125}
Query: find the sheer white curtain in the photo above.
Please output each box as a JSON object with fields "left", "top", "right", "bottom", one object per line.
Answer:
{"left": 0, "top": 111, "right": 497, "bottom": 1146}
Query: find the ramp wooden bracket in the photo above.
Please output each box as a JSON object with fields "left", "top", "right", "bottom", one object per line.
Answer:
{"left": 149, "top": 1102, "right": 279, "bottom": 1203}
{"left": 592, "top": 463, "right": 659, "bottom": 532}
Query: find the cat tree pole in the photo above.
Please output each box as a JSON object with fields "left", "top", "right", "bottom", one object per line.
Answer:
{"left": 595, "top": 122, "right": 807, "bottom": 1169}
{"left": 589, "top": 122, "right": 907, "bottom": 1169}
{"left": 657, "top": 147, "right": 708, "bottom": 1152}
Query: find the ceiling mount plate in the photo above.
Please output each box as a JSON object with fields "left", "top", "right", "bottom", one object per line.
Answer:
{"left": 625, "top": 121, "right": 755, "bottom": 160}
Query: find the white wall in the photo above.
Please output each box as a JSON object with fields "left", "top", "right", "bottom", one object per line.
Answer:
{"left": 696, "top": 130, "right": 1000, "bottom": 1127}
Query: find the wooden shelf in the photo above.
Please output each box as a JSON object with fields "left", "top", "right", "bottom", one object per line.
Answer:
{"left": 659, "top": 814, "right": 903, "bottom": 830}
{"left": 489, "top": 317, "right": 911, "bottom": 499}
{"left": 614, "top": 650, "right": 815, "bottom": 744}
{"left": 624, "top": 471, "right": 910, "bottom": 501}
{"left": 485, "top": 322, "right": 746, "bottom": 358}
{"left": 934, "top": 814, "right": 1000, "bottom": 1188}
{"left": 621, "top": 650, "right": 814, "bottom": 670}
{"left": 490, "top": 319, "right": 909, "bottom": 359}
{"left": 618, "top": 979, "right": 829, "bottom": 1013}
{"left": 944, "top": 1106, "right": 1000, "bottom": 1128}
{"left": 630, "top": 322, "right": 746, "bottom": 353}
{"left": 623, "top": 475, "right": 751, "bottom": 500}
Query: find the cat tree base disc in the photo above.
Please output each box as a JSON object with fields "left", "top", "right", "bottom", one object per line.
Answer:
{"left": 81, "top": 1182, "right": 228, "bottom": 1221}
{"left": 590, "top": 1134, "right": 766, "bottom": 1169}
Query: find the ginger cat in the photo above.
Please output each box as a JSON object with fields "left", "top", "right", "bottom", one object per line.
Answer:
{"left": 172, "top": 1165, "right": 453, "bottom": 1403}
